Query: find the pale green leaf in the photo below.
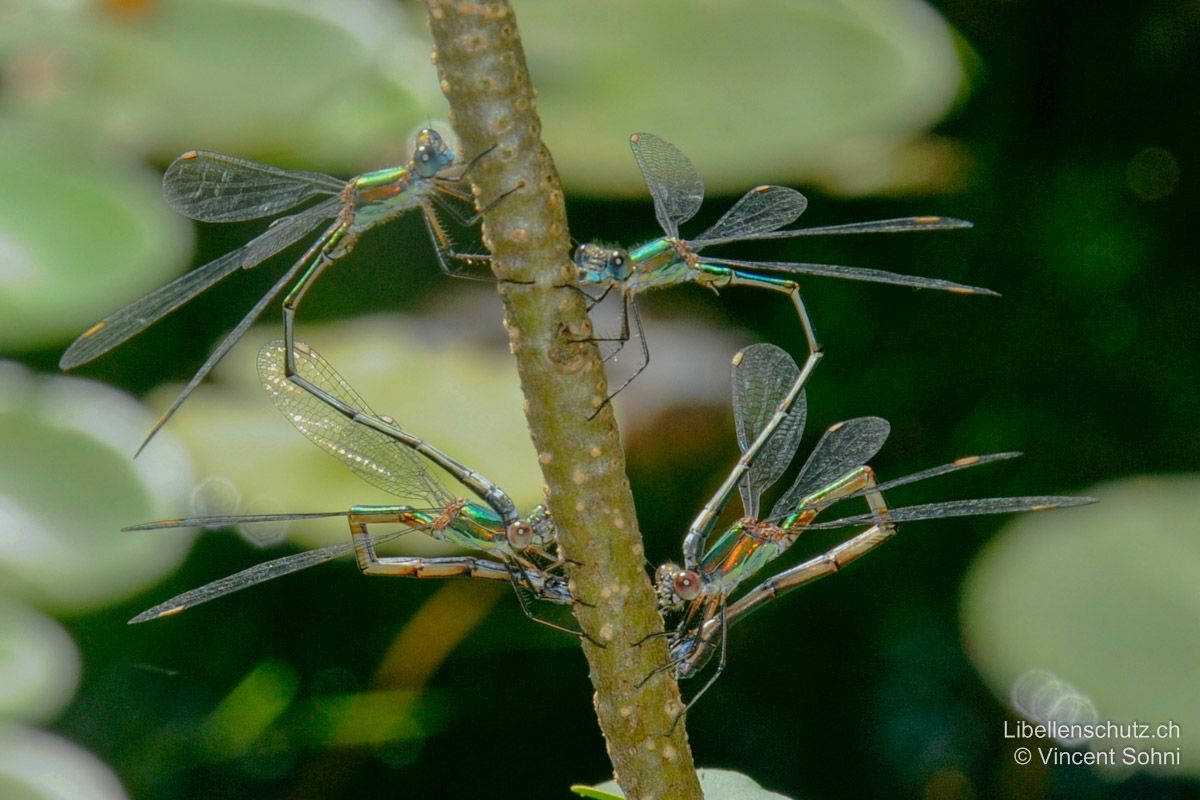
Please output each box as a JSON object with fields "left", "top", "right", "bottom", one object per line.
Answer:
{"left": 962, "top": 476, "right": 1200, "bottom": 779}
{"left": 588, "top": 767, "right": 795, "bottom": 799}
{"left": 0, "top": 123, "right": 191, "bottom": 350}
{"left": 0, "top": 724, "right": 128, "bottom": 800}
{"left": 522, "top": 0, "right": 968, "bottom": 195}
{"left": 0, "top": 362, "right": 194, "bottom": 612}
{"left": 0, "top": 600, "right": 80, "bottom": 723}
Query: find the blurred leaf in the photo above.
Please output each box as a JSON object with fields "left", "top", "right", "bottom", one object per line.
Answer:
{"left": 199, "top": 659, "right": 299, "bottom": 760}
{"left": 570, "top": 786, "right": 624, "bottom": 800}
{"left": 588, "top": 768, "right": 795, "bottom": 799}
{"left": 0, "top": 723, "right": 128, "bottom": 800}
{"left": 962, "top": 476, "right": 1200, "bottom": 778}
{"left": 0, "top": 121, "right": 191, "bottom": 350}
{"left": 0, "top": 362, "right": 194, "bottom": 612}
{"left": 0, "top": 599, "right": 80, "bottom": 723}
{"left": 3, "top": 0, "right": 433, "bottom": 167}
{"left": 4, "top": 0, "right": 965, "bottom": 193}
{"left": 523, "top": 0, "right": 967, "bottom": 195}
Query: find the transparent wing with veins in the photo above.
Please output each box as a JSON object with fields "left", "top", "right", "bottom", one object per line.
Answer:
{"left": 731, "top": 343, "right": 807, "bottom": 519}
{"left": 162, "top": 150, "right": 345, "bottom": 222}
{"left": 258, "top": 341, "right": 455, "bottom": 509}
{"left": 628, "top": 132, "right": 705, "bottom": 239}
{"left": 59, "top": 199, "right": 342, "bottom": 369}
{"left": 125, "top": 512, "right": 457, "bottom": 624}
{"left": 697, "top": 213, "right": 973, "bottom": 248}
{"left": 804, "top": 495, "right": 1097, "bottom": 531}
{"left": 767, "top": 416, "right": 892, "bottom": 523}
{"left": 692, "top": 185, "right": 810, "bottom": 247}
{"left": 804, "top": 452, "right": 1023, "bottom": 512}
{"left": 701, "top": 250, "right": 995, "bottom": 295}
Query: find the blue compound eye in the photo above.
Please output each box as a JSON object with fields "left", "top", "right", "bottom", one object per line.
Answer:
{"left": 608, "top": 251, "right": 631, "bottom": 280}
{"left": 414, "top": 130, "right": 453, "bottom": 178}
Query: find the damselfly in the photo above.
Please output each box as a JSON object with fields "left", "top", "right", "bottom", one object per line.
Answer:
{"left": 62, "top": 129, "right": 492, "bottom": 455}
{"left": 128, "top": 339, "right": 572, "bottom": 628}
{"left": 573, "top": 133, "right": 991, "bottom": 408}
{"left": 654, "top": 344, "right": 1093, "bottom": 700}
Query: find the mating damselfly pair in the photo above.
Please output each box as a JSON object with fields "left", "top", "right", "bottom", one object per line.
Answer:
{"left": 68, "top": 126, "right": 1090, "bottom": 708}
{"left": 126, "top": 338, "right": 1092, "bottom": 702}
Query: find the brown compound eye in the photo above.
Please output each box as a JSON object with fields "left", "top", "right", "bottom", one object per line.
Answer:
{"left": 507, "top": 521, "right": 534, "bottom": 550}
{"left": 673, "top": 569, "right": 702, "bottom": 601}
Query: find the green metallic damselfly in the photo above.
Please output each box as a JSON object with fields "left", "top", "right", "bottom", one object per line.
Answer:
{"left": 128, "top": 339, "right": 575, "bottom": 629}
{"left": 653, "top": 344, "right": 1094, "bottom": 704}
{"left": 572, "top": 133, "right": 993, "bottom": 409}
{"left": 61, "top": 129, "right": 494, "bottom": 456}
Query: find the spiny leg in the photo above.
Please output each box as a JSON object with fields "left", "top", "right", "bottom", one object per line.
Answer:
{"left": 422, "top": 203, "right": 493, "bottom": 280}
{"left": 424, "top": 182, "right": 525, "bottom": 279}
{"left": 668, "top": 603, "right": 729, "bottom": 733}
{"left": 632, "top": 628, "right": 676, "bottom": 647}
{"left": 499, "top": 558, "right": 606, "bottom": 646}
{"left": 636, "top": 647, "right": 690, "bottom": 689}
{"left": 557, "top": 282, "right": 616, "bottom": 313}
{"left": 587, "top": 297, "right": 650, "bottom": 417}
{"left": 553, "top": 285, "right": 626, "bottom": 369}
{"left": 440, "top": 142, "right": 498, "bottom": 184}
{"left": 566, "top": 288, "right": 633, "bottom": 355}
{"left": 637, "top": 595, "right": 718, "bottom": 688}
{"left": 596, "top": 296, "right": 634, "bottom": 367}
{"left": 431, "top": 178, "right": 520, "bottom": 226}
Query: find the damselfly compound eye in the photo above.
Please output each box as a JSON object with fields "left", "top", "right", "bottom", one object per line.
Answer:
{"left": 673, "top": 569, "right": 702, "bottom": 601}
{"left": 507, "top": 520, "right": 534, "bottom": 550}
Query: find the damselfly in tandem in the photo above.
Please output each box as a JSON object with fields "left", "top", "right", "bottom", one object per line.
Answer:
{"left": 651, "top": 344, "right": 1094, "bottom": 710}
{"left": 128, "top": 340, "right": 578, "bottom": 634}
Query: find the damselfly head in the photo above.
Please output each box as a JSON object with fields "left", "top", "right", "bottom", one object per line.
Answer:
{"left": 573, "top": 243, "right": 631, "bottom": 284}
{"left": 413, "top": 128, "right": 454, "bottom": 178}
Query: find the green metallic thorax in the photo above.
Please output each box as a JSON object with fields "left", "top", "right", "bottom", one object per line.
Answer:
{"left": 699, "top": 518, "right": 792, "bottom": 594}
{"left": 625, "top": 238, "right": 696, "bottom": 291}
{"left": 624, "top": 238, "right": 784, "bottom": 296}
{"left": 447, "top": 502, "right": 509, "bottom": 550}
{"left": 347, "top": 164, "right": 431, "bottom": 231}
{"left": 686, "top": 468, "right": 881, "bottom": 595}
{"left": 699, "top": 468, "right": 875, "bottom": 594}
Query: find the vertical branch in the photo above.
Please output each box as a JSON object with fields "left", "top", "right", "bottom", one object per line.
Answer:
{"left": 423, "top": 2, "right": 702, "bottom": 798}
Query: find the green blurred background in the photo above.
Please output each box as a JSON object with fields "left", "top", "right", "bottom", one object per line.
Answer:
{"left": 1, "top": 1, "right": 1197, "bottom": 798}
